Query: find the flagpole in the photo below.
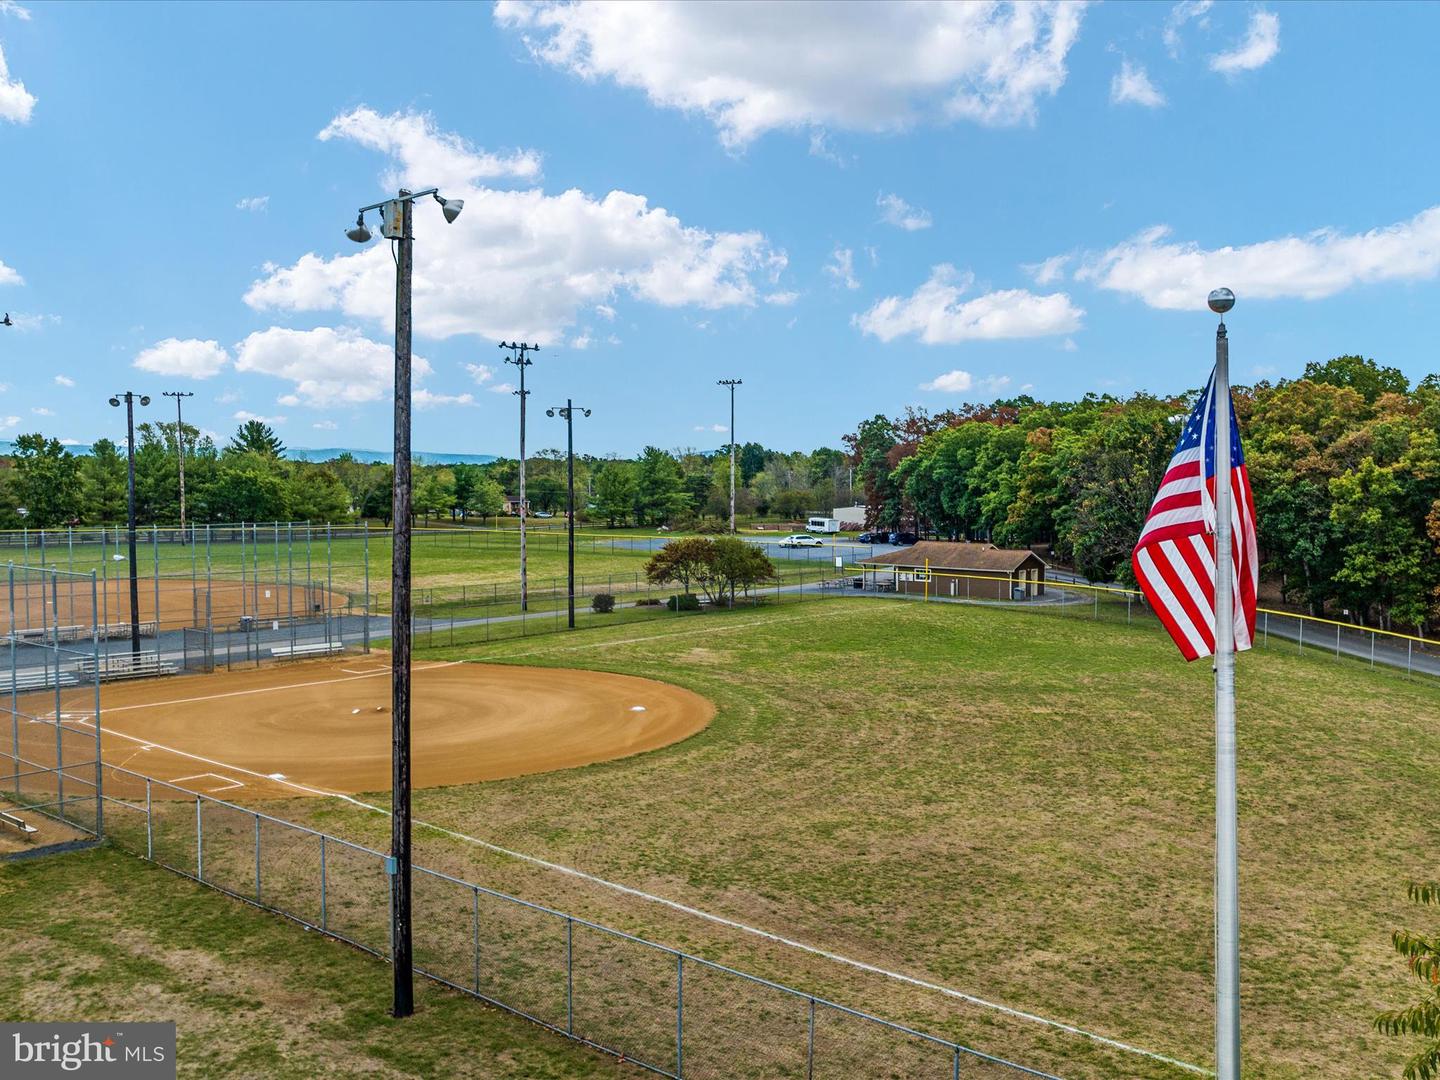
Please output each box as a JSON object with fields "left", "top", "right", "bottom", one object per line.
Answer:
{"left": 1208, "top": 286, "right": 1240, "bottom": 1080}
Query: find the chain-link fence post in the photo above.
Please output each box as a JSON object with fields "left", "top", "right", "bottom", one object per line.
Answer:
{"left": 195, "top": 795, "right": 204, "bottom": 881}
{"left": 566, "top": 916, "right": 574, "bottom": 1034}
{"left": 320, "top": 833, "right": 328, "bottom": 931}
{"left": 675, "top": 954, "right": 684, "bottom": 1078}
{"left": 254, "top": 813, "right": 262, "bottom": 902}
{"left": 807, "top": 997, "right": 816, "bottom": 1079}
{"left": 146, "top": 778, "right": 153, "bottom": 859}
{"left": 472, "top": 886, "right": 481, "bottom": 994}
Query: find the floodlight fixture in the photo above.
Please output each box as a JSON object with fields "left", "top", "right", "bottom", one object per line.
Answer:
{"left": 434, "top": 194, "right": 464, "bottom": 223}
{"left": 346, "top": 214, "right": 374, "bottom": 244}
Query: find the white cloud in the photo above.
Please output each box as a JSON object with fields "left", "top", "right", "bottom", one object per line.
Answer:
{"left": 0, "top": 415, "right": 19, "bottom": 430}
{"left": 214, "top": 389, "right": 240, "bottom": 404}
{"left": 464, "top": 362, "right": 495, "bottom": 385}
{"left": 30, "top": 406, "right": 52, "bottom": 416}
{"left": 594, "top": 303, "right": 616, "bottom": 320}
{"left": 0, "top": 43, "right": 35, "bottom": 124}
{"left": 312, "top": 420, "right": 338, "bottom": 431}
{"left": 856, "top": 264, "right": 1084, "bottom": 344}
{"left": 233, "top": 411, "right": 287, "bottom": 425}
{"left": 490, "top": 382, "right": 516, "bottom": 395}
{"left": 1163, "top": 0, "right": 1212, "bottom": 57}
{"left": 1075, "top": 206, "right": 1440, "bottom": 309}
{"left": 982, "top": 374, "right": 1013, "bottom": 392}
{"left": 413, "top": 389, "right": 477, "bottom": 409}
{"left": 53, "top": 374, "right": 74, "bottom": 387}
{"left": 133, "top": 338, "right": 231, "bottom": 379}
{"left": 247, "top": 107, "right": 785, "bottom": 343}
{"left": 825, "top": 247, "right": 859, "bottom": 290}
{"left": 1023, "top": 253, "right": 1072, "bottom": 285}
{"left": 319, "top": 107, "right": 541, "bottom": 188}
{"left": 1209, "top": 10, "right": 1279, "bottom": 75}
{"left": 920, "top": 369, "right": 973, "bottom": 393}
{"left": 0, "top": 257, "right": 22, "bottom": 286}
{"left": 1110, "top": 59, "right": 1165, "bottom": 108}
{"left": 234, "top": 325, "right": 431, "bottom": 407}
{"left": 877, "top": 192, "right": 933, "bottom": 231}
{"left": 807, "top": 130, "right": 852, "bottom": 168}
{"left": 1062, "top": 337, "right": 1079, "bottom": 352}
{"left": 692, "top": 423, "right": 729, "bottom": 433}
{"left": 495, "top": 0, "right": 1086, "bottom": 148}
{"left": 569, "top": 332, "right": 592, "bottom": 350}
{"left": 236, "top": 195, "right": 270, "bottom": 212}
{"left": 0, "top": 2, "right": 32, "bottom": 20}
{"left": 764, "top": 290, "right": 799, "bottom": 306}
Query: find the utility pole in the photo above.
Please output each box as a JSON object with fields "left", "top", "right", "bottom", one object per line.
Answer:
{"left": 343, "top": 182, "right": 464, "bottom": 1021}
{"left": 108, "top": 391, "right": 150, "bottom": 655}
{"left": 501, "top": 342, "right": 538, "bottom": 611}
{"left": 547, "top": 399, "right": 591, "bottom": 629}
{"left": 717, "top": 379, "right": 742, "bottom": 532}
{"left": 162, "top": 391, "right": 194, "bottom": 531}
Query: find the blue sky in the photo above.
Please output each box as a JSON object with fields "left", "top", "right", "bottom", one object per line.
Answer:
{"left": 1, "top": 1, "right": 1438, "bottom": 458}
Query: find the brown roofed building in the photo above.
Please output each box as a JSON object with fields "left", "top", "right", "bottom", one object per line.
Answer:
{"left": 859, "top": 541, "right": 1047, "bottom": 599}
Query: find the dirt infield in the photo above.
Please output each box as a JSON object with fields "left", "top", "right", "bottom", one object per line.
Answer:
{"left": 1, "top": 577, "right": 351, "bottom": 635}
{"left": 77, "top": 656, "right": 713, "bottom": 800}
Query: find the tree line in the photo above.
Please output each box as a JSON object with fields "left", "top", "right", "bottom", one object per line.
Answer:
{"left": 845, "top": 355, "right": 1439, "bottom": 632}
{"left": 0, "top": 418, "right": 856, "bottom": 533}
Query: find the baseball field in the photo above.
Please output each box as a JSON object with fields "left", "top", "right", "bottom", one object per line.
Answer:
{"left": 4, "top": 593, "right": 1435, "bottom": 1078}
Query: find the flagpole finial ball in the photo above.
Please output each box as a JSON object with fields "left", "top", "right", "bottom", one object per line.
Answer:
{"left": 1207, "top": 287, "right": 1236, "bottom": 314}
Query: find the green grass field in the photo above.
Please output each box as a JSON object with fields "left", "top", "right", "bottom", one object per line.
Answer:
{"left": 0, "top": 847, "right": 635, "bottom": 1079}
{"left": 14, "top": 525, "right": 846, "bottom": 603}
{"left": 6, "top": 593, "right": 1431, "bottom": 1077}
{"left": 266, "top": 595, "right": 1433, "bottom": 1079}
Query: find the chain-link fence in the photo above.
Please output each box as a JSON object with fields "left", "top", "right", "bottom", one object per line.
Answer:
{"left": 844, "top": 564, "right": 1440, "bottom": 686}
{"left": 99, "top": 765, "right": 1059, "bottom": 1080}
{"left": 393, "top": 559, "right": 844, "bottom": 649}
{"left": 0, "top": 565, "right": 104, "bottom": 841}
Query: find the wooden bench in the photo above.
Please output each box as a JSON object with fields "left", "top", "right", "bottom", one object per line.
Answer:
{"left": 270, "top": 641, "right": 345, "bottom": 660}
{"left": 0, "top": 809, "right": 37, "bottom": 836}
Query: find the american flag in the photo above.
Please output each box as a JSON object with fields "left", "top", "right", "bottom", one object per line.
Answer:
{"left": 1132, "top": 370, "right": 1258, "bottom": 661}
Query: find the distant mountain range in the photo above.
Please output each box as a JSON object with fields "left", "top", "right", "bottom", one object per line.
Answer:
{"left": 0, "top": 440, "right": 498, "bottom": 466}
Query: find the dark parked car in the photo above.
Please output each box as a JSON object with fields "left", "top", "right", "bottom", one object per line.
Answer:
{"left": 887, "top": 531, "right": 919, "bottom": 546}
{"left": 856, "top": 530, "right": 887, "bottom": 543}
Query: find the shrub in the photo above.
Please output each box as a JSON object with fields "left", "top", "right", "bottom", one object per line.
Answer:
{"left": 666, "top": 593, "right": 702, "bottom": 611}
{"left": 634, "top": 598, "right": 662, "bottom": 607}
{"left": 591, "top": 593, "right": 616, "bottom": 614}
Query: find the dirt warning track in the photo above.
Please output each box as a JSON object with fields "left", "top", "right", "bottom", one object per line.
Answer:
{"left": 86, "top": 656, "right": 713, "bottom": 799}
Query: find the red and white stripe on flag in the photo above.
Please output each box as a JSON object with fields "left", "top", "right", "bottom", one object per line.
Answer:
{"left": 1132, "top": 371, "right": 1258, "bottom": 661}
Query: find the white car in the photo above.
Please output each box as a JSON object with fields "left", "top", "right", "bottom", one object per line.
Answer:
{"left": 778, "top": 534, "right": 824, "bottom": 548}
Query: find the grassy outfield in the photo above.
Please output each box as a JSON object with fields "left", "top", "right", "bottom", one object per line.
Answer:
{"left": 269, "top": 596, "right": 1432, "bottom": 1079}
{"left": 25, "top": 526, "right": 846, "bottom": 602}
{"left": 0, "top": 846, "right": 635, "bottom": 1079}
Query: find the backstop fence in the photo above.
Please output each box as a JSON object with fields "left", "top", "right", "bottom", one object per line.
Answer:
{"left": 1, "top": 565, "right": 104, "bottom": 841}
{"left": 97, "top": 765, "right": 1058, "bottom": 1080}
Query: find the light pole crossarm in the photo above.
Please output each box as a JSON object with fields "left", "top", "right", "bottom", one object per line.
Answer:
{"left": 356, "top": 187, "right": 439, "bottom": 213}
